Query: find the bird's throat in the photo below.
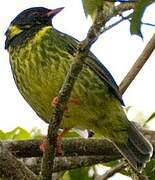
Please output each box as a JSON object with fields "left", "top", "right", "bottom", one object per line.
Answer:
{"left": 33, "top": 26, "right": 51, "bottom": 43}
{"left": 5, "top": 25, "right": 52, "bottom": 49}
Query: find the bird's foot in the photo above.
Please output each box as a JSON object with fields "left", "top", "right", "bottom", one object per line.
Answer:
{"left": 52, "top": 96, "right": 80, "bottom": 112}
{"left": 39, "top": 136, "right": 47, "bottom": 152}
{"left": 56, "top": 128, "right": 70, "bottom": 155}
{"left": 39, "top": 128, "right": 70, "bottom": 155}
{"left": 52, "top": 96, "right": 69, "bottom": 112}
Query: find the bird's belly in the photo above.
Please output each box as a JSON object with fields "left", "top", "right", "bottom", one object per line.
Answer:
{"left": 10, "top": 56, "right": 106, "bottom": 129}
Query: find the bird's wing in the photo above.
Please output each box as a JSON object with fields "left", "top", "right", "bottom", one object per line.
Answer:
{"left": 85, "top": 52, "right": 124, "bottom": 105}
{"left": 56, "top": 29, "right": 124, "bottom": 105}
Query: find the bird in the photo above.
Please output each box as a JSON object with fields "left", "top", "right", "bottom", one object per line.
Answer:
{"left": 5, "top": 7, "right": 153, "bottom": 172}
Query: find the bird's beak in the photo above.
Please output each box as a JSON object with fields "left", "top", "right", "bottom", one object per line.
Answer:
{"left": 46, "top": 7, "right": 64, "bottom": 18}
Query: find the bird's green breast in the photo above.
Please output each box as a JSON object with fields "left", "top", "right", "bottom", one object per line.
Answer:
{"left": 9, "top": 26, "right": 72, "bottom": 122}
{"left": 8, "top": 26, "right": 128, "bottom": 141}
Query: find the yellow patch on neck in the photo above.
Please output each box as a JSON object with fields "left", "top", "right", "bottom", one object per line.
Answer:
{"left": 8, "top": 25, "right": 23, "bottom": 39}
{"left": 34, "top": 26, "right": 51, "bottom": 42}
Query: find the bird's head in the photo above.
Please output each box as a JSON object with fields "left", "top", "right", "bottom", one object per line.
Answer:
{"left": 11, "top": 7, "right": 64, "bottom": 27}
{"left": 5, "top": 7, "right": 64, "bottom": 49}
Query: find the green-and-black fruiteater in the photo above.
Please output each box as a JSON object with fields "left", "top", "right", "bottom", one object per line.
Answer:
{"left": 5, "top": 7, "right": 153, "bottom": 172}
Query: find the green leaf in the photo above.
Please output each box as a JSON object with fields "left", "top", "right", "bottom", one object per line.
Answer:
{"left": 0, "top": 127, "right": 31, "bottom": 140}
{"left": 0, "top": 130, "right": 6, "bottom": 139}
{"left": 65, "top": 130, "right": 80, "bottom": 138}
{"left": 103, "top": 159, "right": 119, "bottom": 168}
{"left": 66, "top": 167, "right": 91, "bottom": 180}
{"left": 81, "top": 0, "right": 104, "bottom": 18}
{"left": 130, "top": 0, "right": 153, "bottom": 38}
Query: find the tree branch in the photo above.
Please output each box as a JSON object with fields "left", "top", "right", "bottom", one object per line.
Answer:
{"left": 1, "top": 128, "right": 155, "bottom": 159}
{"left": 1, "top": 138, "right": 120, "bottom": 158}
{"left": 119, "top": 32, "right": 155, "bottom": 94}
{"left": 0, "top": 155, "right": 118, "bottom": 178}
{"left": 0, "top": 142, "right": 37, "bottom": 180}
{"left": 1, "top": 126, "right": 155, "bottom": 177}
{"left": 114, "top": 2, "right": 135, "bottom": 16}
{"left": 101, "top": 13, "right": 133, "bottom": 34}
{"left": 1, "top": 128, "right": 154, "bottom": 177}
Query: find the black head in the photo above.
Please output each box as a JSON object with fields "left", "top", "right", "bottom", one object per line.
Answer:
{"left": 5, "top": 7, "right": 64, "bottom": 49}
{"left": 11, "top": 7, "right": 64, "bottom": 27}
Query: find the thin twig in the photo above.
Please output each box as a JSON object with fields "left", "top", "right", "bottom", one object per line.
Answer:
{"left": 119, "top": 32, "right": 155, "bottom": 94}
{"left": 141, "top": 22, "right": 155, "bottom": 27}
{"left": 95, "top": 161, "right": 127, "bottom": 180}
{"left": 114, "top": 2, "right": 136, "bottom": 15}
{"left": 101, "top": 13, "right": 132, "bottom": 34}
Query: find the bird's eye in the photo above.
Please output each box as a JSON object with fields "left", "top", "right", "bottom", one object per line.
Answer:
{"left": 31, "top": 12, "right": 40, "bottom": 16}
{"left": 23, "top": 25, "right": 31, "bottom": 29}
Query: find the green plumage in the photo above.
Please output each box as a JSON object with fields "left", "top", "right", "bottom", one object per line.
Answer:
{"left": 8, "top": 26, "right": 126, "bottom": 140}
{"left": 5, "top": 7, "right": 152, "bottom": 172}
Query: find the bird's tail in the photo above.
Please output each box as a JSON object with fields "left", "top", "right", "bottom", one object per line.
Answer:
{"left": 114, "top": 122, "right": 153, "bottom": 172}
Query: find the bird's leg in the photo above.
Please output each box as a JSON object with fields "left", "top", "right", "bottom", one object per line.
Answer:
{"left": 56, "top": 128, "right": 70, "bottom": 155}
{"left": 39, "top": 136, "right": 47, "bottom": 152}
{"left": 39, "top": 128, "right": 70, "bottom": 155}
{"left": 67, "top": 98, "right": 81, "bottom": 105}
{"left": 52, "top": 96, "right": 69, "bottom": 112}
{"left": 52, "top": 96, "right": 80, "bottom": 112}
{"left": 40, "top": 96, "right": 80, "bottom": 154}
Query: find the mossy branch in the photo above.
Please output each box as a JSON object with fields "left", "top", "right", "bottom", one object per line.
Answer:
{"left": 0, "top": 141, "right": 37, "bottom": 180}
{"left": 1, "top": 128, "right": 155, "bottom": 159}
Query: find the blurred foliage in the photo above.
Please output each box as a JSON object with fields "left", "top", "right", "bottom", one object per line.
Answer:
{"left": 81, "top": 0, "right": 154, "bottom": 37}
{"left": 0, "top": 127, "right": 80, "bottom": 140}
{"left": 64, "top": 129, "right": 80, "bottom": 138}
{"left": 0, "top": 127, "right": 31, "bottom": 140}
{"left": 144, "top": 160, "right": 155, "bottom": 180}
{"left": 62, "top": 167, "right": 92, "bottom": 180}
